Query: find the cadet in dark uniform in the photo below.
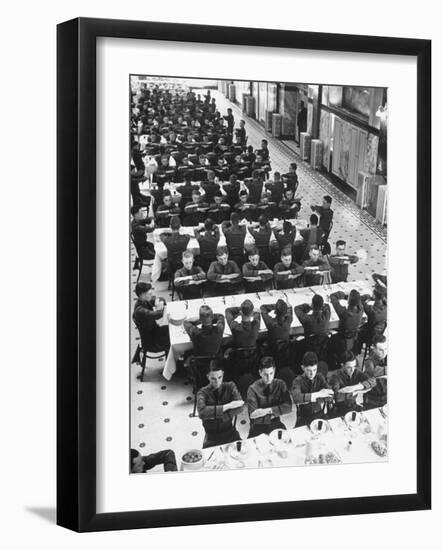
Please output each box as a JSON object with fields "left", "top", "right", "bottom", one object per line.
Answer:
{"left": 222, "top": 212, "right": 247, "bottom": 267}
{"left": 363, "top": 334, "right": 388, "bottom": 409}
{"left": 242, "top": 247, "right": 273, "bottom": 293}
{"left": 273, "top": 247, "right": 304, "bottom": 289}
{"left": 329, "top": 289, "right": 364, "bottom": 364}
{"left": 131, "top": 204, "right": 155, "bottom": 261}
{"left": 329, "top": 351, "right": 376, "bottom": 416}
{"left": 197, "top": 362, "right": 244, "bottom": 448}
{"left": 247, "top": 357, "right": 292, "bottom": 438}
{"left": 278, "top": 188, "right": 301, "bottom": 219}
{"left": 292, "top": 352, "right": 334, "bottom": 427}
{"left": 248, "top": 214, "right": 273, "bottom": 265}
{"left": 328, "top": 240, "right": 359, "bottom": 283}
{"left": 207, "top": 191, "right": 231, "bottom": 224}
{"left": 193, "top": 219, "right": 220, "bottom": 272}
{"left": 358, "top": 287, "right": 388, "bottom": 349}
{"left": 264, "top": 171, "right": 285, "bottom": 204}
{"left": 155, "top": 192, "right": 181, "bottom": 228}
{"left": 302, "top": 245, "right": 331, "bottom": 286}
{"left": 174, "top": 250, "right": 206, "bottom": 300}
{"left": 132, "top": 282, "right": 170, "bottom": 354}
{"left": 294, "top": 294, "right": 330, "bottom": 360}
{"left": 183, "top": 189, "right": 210, "bottom": 226}
{"left": 131, "top": 448, "right": 177, "bottom": 473}
{"left": 183, "top": 305, "right": 225, "bottom": 359}
{"left": 311, "top": 195, "right": 334, "bottom": 254}
{"left": 159, "top": 215, "right": 190, "bottom": 273}
{"left": 206, "top": 246, "right": 242, "bottom": 296}
{"left": 233, "top": 190, "right": 257, "bottom": 222}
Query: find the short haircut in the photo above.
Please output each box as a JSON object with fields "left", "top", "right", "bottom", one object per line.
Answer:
{"left": 258, "top": 214, "right": 268, "bottom": 226}
{"left": 248, "top": 247, "right": 259, "bottom": 257}
{"left": 323, "top": 195, "right": 332, "bottom": 204}
{"left": 192, "top": 189, "right": 201, "bottom": 196}
{"left": 275, "top": 299, "right": 288, "bottom": 317}
{"left": 302, "top": 351, "right": 318, "bottom": 367}
{"left": 259, "top": 356, "right": 275, "bottom": 371}
{"left": 239, "top": 190, "right": 248, "bottom": 198}
{"left": 170, "top": 216, "right": 181, "bottom": 231}
{"left": 262, "top": 139, "right": 268, "bottom": 145}
{"left": 230, "top": 212, "right": 240, "bottom": 225}
{"left": 240, "top": 299, "right": 254, "bottom": 317}
{"left": 182, "top": 250, "right": 194, "bottom": 260}
{"left": 281, "top": 246, "right": 292, "bottom": 257}
{"left": 310, "top": 214, "right": 319, "bottom": 225}
{"left": 214, "top": 191, "right": 223, "bottom": 198}
{"left": 336, "top": 239, "right": 346, "bottom": 248}
{"left": 184, "top": 171, "right": 192, "bottom": 183}
{"left": 229, "top": 174, "right": 238, "bottom": 183}
{"left": 207, "top": 170, "right": 215, "bottom": 179}
{"left": 204, "top": 218, "right": 214, "bottom": 231}
{"left": 208, "top": 360, "right": 223, "bottom": 373}
{"left": 130, "top": 448, "right": 140, "bottom": 468}
{"left": 135, "top": 282, "right": 152, "bottom": 297}
{"left": 348, "top": 289, "right": 361, "bottom": 309}
{"left": 274, "top": 171, "right": 281, "bottom": 178}
{"left": 373, "top": 334, "right": 387, "bottom": 345}
{"left": 310, "top": 244, "right": 320, "bottom": 251}
{"left": 312, "top": 294, "right": 324, "bottom": 310}
{"left": 286, "top": 188, "right": 294, "bottom": 195}
{"left": 342, "top": 350, "right": 356, "bottom": 364}
{"left": 290, "top": 162, "right": 297, "bottom": 170}
{"left": 216, "top": 246, "right": 228, "bottom": 257}
{"left": 199, "top": 305, "right": 213, "bottom": 324}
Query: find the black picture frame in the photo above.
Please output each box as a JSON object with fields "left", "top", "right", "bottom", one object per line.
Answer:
{"left": 57, "top": 17, "right": 431, "bottom": 532}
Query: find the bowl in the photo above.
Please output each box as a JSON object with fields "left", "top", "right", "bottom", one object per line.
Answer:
{"left": 168, "top": 304, "right": 187, "bottom": 325}
{"left": 181, "top": 449, "right": 204, "bottom": 471}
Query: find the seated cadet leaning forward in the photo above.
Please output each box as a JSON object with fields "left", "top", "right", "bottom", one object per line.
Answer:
{"left": 206, "top": 246, "right": 242, "bottom": 296}
{"left": 242, "top": 247, "right": 273, "bottom": 293}
{"left": 174, "top": 250, "right": 206, "bottom": 300}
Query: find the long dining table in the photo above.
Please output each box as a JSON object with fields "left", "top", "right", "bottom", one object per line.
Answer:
{"left": 179, "top": 406, "right": 388, "bottom": 472}
{"left": 150, "top": 218, "right": 308, "bottom": 283}
{"left": 161, "top": 279, "right": 373, "bottom": 380}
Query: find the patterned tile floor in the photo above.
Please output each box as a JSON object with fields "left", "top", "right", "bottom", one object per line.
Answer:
{"left": 130, "top": 88, "right": 387, "bottom": 472}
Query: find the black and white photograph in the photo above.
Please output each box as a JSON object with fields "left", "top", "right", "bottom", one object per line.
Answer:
{"left": 130, "top": 75, "right": 388, "bottom": 474}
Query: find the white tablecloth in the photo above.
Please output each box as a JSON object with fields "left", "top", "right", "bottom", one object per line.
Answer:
{"left": 180, "top": 407, "right": 388, "bottom": 472}
{"left": 162, "top": 280, "right": 373, "bottom": 380}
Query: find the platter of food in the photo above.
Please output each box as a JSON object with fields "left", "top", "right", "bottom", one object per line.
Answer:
{"left": 181, "top": 449, "right": 204, "bottom": 470}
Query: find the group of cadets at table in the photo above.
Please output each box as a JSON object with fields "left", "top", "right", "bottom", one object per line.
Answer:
{"left": 130, "top": 80, "right": 387, "bottom": 456}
